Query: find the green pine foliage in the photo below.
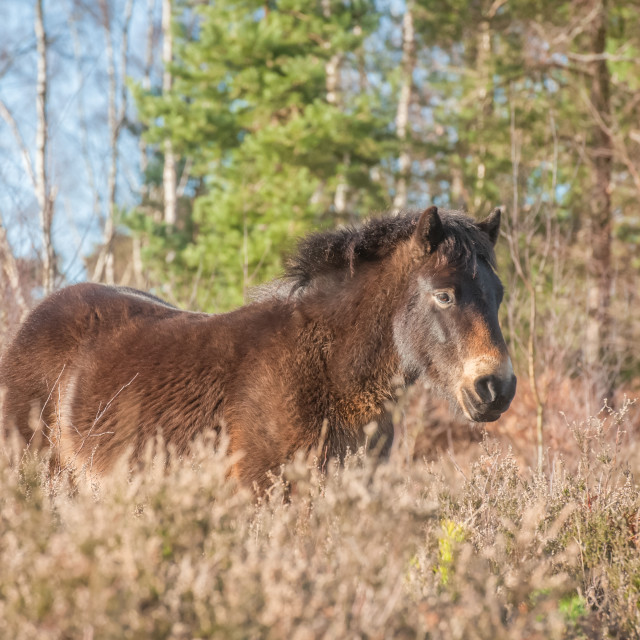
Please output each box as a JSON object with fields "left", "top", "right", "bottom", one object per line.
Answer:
{"left": 128, "top": 0, "right": 640, "bottom": 380}
{"left": 135, "top": 0, "right": 393, "bottom": 310}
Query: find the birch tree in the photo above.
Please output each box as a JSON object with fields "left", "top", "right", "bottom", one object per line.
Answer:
{"left": 161, "top": 0, "right": 177, "bottom": 226}
{"left": 322, "top": 0, "right": 349, "bottom": 216}
{"left": 35, "top": 0, "right": 55, "bottom": 294}
{"left": 0, "top": 0, "right": 56, "bottom": 295}
{"left": 139, "top": 0, "right": 157, "bottom": 203}
{"left": 92, "top": 0, "right": 135, "bottom": 284}
{"left": 392, "top": 1, "right": 415, "bottom": 213}
{"left": 0, "top": 210, "right": 28, "bottom": 316}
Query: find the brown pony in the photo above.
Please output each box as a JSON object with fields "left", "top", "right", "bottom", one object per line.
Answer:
{"left": 0, "top": 206, "right": 516, "bottom": 488}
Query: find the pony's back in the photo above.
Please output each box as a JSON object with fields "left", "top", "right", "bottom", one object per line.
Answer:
{"left": 0, "top": 283, "right": 178, "bottom": 441}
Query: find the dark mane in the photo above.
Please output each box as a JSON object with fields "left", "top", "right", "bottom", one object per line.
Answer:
{"left": 285, "top": 209, "right": 497, "bottom": 290}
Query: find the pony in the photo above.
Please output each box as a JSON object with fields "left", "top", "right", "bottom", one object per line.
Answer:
{"left": 0, "top": 206, "right": 516, "bottom": 488}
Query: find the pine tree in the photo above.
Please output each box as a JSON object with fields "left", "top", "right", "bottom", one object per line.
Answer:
{"left": 134, "top": 0, "right": 392, "bottom": 310}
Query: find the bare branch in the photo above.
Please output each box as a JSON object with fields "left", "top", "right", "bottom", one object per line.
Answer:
{"left": 93, "top": 0, "right": 135, "bottom": 284}
{"left": 162, "top": 0, "right": 177, "bottom": 226}
{"left": 486, "top": 0, "right": 508, "bottom": 20}
{"left": 580, "top": 86, "right": 640, "bottom": 198}
{"left": 176, "top": 157, "right": 193, "bottom": 198}
{"left": 567, "top": 49, "right": 636, "bottom": 64}
{"left": 0, "top": 99, "right": 37, "bottom": 189}
{"left": 0, "top": 209, "right": 28, "bottom": 317}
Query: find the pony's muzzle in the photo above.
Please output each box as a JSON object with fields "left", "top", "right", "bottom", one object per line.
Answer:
{"left": 457, "top": 359, "right": 517, "bottom": 422}
{"left": 474, "top": 374, "right": 516, "bottom": 406}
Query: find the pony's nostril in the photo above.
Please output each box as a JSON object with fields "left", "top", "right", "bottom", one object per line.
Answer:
{"left": 474, "top": 375, "right": 498, "bottom": 403}
{"left": 464, "top": 373, "right": 516, "bottom": 421}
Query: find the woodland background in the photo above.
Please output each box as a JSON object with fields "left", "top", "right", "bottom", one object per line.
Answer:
{"left": 1, "top": 0, "right": 640, "bottom": 467}
{"left": 2, "top": 2, "right": 640, "bottom": 638}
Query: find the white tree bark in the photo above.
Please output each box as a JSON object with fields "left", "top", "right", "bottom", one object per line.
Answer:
{"left": 35, "top": 0, "right": 55, "bottom": 293}
{"left": 0, "top": 100, "right": 36, "bottom": 189}
{"left": 132, "top": 0, "right": 158, "bottom": 289}
{"left": 70, "top": 18, "right": 101, "bottom": 228}
{"left": 321, "top": 0, "right": 348, "bottom": 215}
{"left": 162, "top": 0, "right": 177, "bottom": 226}
{"left": 327, "top": 53, "right": 348, "bottom": 215}
{"left": 392, "top": 2, "right": 415, "bottom": 214}
{"left": 101, "top": 0, "right": 117, "bottom": 284}
{"left": 473, "top": 19, "right": 491, "bottom": 210}
{"left": 93, "top": 0, "right": 134, "bottom": 285}
{"left": 140, "top": 0, "right": 157, "bottom": 200}
{"left": 325, "top": 53, "right": 340, "bottom": 106}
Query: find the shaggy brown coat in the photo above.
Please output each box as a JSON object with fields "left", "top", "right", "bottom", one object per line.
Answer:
{"left": 0, "top": 207, "right": 515, "bottom": 488}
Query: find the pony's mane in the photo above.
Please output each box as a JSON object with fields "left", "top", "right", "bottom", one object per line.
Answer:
{"left": 284, "top": 209, "right": 496, "bottom": 291}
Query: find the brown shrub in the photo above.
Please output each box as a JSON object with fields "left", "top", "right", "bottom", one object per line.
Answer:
{"left": 0, "top": 399, "right": 638, "bottom": 639}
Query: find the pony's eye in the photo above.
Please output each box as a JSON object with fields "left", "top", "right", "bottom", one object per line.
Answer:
{"left": 434, "top": 291, "right": 453, "bottom": 306}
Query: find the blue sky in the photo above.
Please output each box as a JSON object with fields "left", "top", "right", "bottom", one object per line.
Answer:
{"left": 0, "top": 0, "right": 162, "bottom": 282}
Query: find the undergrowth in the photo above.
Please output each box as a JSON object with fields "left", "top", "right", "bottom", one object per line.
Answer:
{"left": 0, "top": 400, "right": 638, "bottom": 639}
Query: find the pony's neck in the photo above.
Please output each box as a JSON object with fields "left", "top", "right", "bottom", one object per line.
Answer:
{"left": 301, "top": 252, "right": 410, "bottom": 428}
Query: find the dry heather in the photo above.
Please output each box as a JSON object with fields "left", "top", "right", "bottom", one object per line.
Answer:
{"left": 0, "top": 400, "right": 639, "bottom": 639}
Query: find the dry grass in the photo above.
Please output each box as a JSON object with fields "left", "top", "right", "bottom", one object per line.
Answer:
{"left": 0, "top": 399, "right": 639, "bottom": 639}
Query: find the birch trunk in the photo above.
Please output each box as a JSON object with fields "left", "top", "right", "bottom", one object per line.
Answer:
{"left": 326, "top": 54, "right": 348, "bottom": 215}
{"left": 473, "top": 18, "right": 491, "bottom": 210}
{"left": 134, "top": 0, "right": 158, "bottom": 289}
{"left": 321, "top": 0, "right": 348, "bottom": 215}
{"left": 93, "top": 0, "right": 134, "bottom": 284}
{"left": 392, "top": 2, "right": 415, "bottom": 213}
{"left": 35, "top": 0, "right": 55, "bottom": 294}
{"left": 140, "top": 0, "right": 156, "bottom": 201}
{"left": 103, "top": 7, "right": 117, "bottom": 285}
{"left": 162, "top": 0, "right": 177, "bottom": 226}
{"left": 70, "top": 19, "right": 101, "bottom": 227}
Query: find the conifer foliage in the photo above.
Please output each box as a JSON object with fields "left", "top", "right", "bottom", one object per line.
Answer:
{"left": 136, "top": 0, "right": 391, "bottom": 309}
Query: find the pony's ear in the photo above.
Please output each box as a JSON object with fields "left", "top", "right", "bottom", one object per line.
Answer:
{"left": 478, "top": 208, "right": 501, "bottom": 246}
{"left": 415, "top": 205, "right": 444, "bottom": 254}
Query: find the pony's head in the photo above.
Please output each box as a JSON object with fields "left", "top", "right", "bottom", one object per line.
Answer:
{"left": 393, "top": 206, "right": 516, "bottom": 422}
